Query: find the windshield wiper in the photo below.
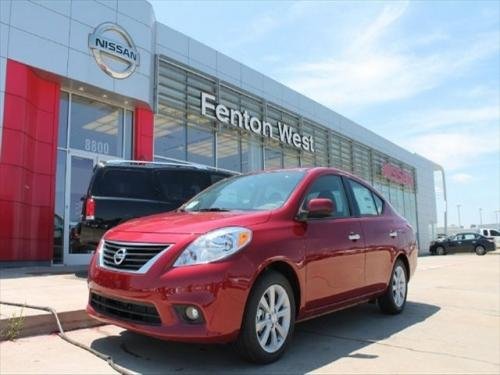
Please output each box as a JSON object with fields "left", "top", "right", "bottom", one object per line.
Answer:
{"left": 197, "top": 208, "right": 231, "bottom": 212}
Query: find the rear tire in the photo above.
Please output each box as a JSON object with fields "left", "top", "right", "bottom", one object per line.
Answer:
{"left": 378, "top": 259, "right": 407, "bottom": 315}
{"left": 436, "top": 246, "right": 446, "bottom": 255}
{"left": 475, "top": 245, "right": 486, "bottom": 256}
{"left": 236, "top": 271, "right": 296, "bottom": 364}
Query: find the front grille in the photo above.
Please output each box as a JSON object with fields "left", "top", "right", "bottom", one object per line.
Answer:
{"left": 101, "top": 240, "right": 170, "bottom": 272}
{"left": 90, "top": 293, "right": 161, "bottom": 325}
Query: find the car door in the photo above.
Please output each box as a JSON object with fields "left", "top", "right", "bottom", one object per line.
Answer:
{"left": 303, "top": 174, "right": 366, "bottom": 311}
{"left": 448, "top": 234, "right": 465, "bottom": 252}
{"left": 346, "top": 179, "right": 396, "bottom": 294}
{"left": 461, "top": 233, "right": 477, "bottom": 252}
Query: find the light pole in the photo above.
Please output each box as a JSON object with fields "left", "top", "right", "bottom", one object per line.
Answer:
{"left": 479, "top": 208, "right": 483, "bottom": 227}
{"left": 457, "top": 204, "right": 462, "bottom": 228}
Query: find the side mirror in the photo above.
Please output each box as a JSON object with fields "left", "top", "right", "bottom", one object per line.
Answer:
{"left": 307, "top": 198, "right": 333, "bottom": 218}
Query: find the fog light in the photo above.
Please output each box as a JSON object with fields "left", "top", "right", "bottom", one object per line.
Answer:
{"left": 185, "top": 306, "right": 200, "bottom": 321}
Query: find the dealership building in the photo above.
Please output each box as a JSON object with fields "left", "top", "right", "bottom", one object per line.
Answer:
{"left": 0, "top": 0, "right": 442, "bottom": 265}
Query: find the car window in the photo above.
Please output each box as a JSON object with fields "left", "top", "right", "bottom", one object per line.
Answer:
{"left": 302, "top": 175, "right": 350, "bottom": 218}
{"left": 349, "top": 180, "right": 378, "bottom": 216}
{"left": 455, "top": 234, "right": 463, "bottom": 241}
{"left": 209, "top": 172, "right": 232, "bottom": 184}
{"left": 154, "top": 170, "right": 212, "bottom": 206}
{"left": 463, "top": 234, "right": 475, "bottom": 240}
{"left": 184, "top": 170, "right": 305, "bottom": 211}
{"left": 373, "top": 194, "right": 384, "bottom": 215}
{"left": 490, "top": 229, "right": 500, "bottom": 236}
{"left": 481, "top": 229, "right": 487, "bottom": 236}
{"left": 92, "top": 168, "right": 159, "bottom": 200}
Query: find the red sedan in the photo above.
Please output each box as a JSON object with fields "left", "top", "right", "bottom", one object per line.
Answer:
{"left": 87, "top": 168, "right": 417, "bottom": 363}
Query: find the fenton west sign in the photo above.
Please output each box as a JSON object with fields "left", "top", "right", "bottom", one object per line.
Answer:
{"left": 201, "top": 92, "right": 315, "bottom": 153}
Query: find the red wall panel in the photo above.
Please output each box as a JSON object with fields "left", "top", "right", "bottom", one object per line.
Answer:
{"left": 134, "top": 107, "right": 154, "bottom": 161}
{"left": 0, "top": 59, "right": 60, "bottom": 262}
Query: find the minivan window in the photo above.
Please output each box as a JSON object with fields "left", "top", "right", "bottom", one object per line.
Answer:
{"left": 92, "top": 169, "right": 159, "bottom": 200}
{"left": 302, "top": 175, "right": 350, "bottom": 218}
{"left": 490, "top": 229, "right": 500, "bottom": 236}
{"left": 184, "top": 171, "right": 305, "bottom": 212}
{"left": 350, "top": 180, "right": 378, "bottom": 216}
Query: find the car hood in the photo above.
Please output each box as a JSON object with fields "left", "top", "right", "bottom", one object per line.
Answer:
{"left": 108, "top": 210, "right": 272, "bottom": 235}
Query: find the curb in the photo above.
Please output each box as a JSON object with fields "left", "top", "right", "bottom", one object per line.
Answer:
{"left": 0, "top": 309, "right": 104, "bottom": 340}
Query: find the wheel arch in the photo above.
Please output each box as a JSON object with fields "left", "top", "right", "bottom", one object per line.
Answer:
{"left": 251, "top": 259, "right": 302, "bottom": 319}
{"left": 395, "top": 253, "right": 411, "bottom": 281}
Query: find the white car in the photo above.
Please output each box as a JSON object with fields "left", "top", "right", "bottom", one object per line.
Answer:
{"left": 478, "top": 228, "right": 500, "bottom": 248}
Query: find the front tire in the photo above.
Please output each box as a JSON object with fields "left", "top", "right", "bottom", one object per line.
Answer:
{"left": 475, "top": 245, "right": 486, "bottom": 256}
{"left": 236, "top": 271, "right": 296, "bottom": 364}
{"left": 378, "top": 259, "right": 408, "bottom": 314}
{"left": 436, "top": 246, "right": 446, "bottom": 255}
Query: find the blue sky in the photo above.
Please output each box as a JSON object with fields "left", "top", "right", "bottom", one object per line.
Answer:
{"left": 150, "top": 0, "right": 500, "bottom": 228}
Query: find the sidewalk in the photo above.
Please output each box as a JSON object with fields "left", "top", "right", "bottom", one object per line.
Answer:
{"left": 0, "top": 266, "right": 101, "bottom": 339}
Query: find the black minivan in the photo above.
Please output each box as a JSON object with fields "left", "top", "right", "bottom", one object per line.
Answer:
{"left": 73, "top": 160, "right": 234, "bottom": 253}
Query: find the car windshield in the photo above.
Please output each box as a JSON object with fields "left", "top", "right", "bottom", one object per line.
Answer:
{"left": 182, "top": 170, "right": 305, "bottom": 212}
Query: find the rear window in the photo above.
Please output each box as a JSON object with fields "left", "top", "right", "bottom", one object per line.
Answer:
{"left": 92, "top": 168, "right": 159, "bottom": 200}
{"left": 154, "top": 170, "right": 212, "bottom": 205}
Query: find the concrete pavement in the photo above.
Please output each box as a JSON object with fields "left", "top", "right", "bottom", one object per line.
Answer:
{"left": 1, "top": 253, "right": 499, "bottom": 374}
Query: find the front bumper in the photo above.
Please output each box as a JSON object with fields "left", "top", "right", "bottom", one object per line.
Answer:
{"left": 86, "top": 259, "right": 251, "bottom": 343}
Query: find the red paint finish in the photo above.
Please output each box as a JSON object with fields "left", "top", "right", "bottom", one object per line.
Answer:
{"left": 0, "top": 60, "right": 60, "bottom": 261}
{"left": 87, "top": 167, "right": 417, "bottom": 343}
{"left": 134, "top": 107, "right": 153, "bottom": 161}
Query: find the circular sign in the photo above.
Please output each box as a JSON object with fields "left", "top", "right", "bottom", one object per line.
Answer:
{"left": 113, "top": 248, "right": 127, "bottom": 265}
{"left": 88, "top": 22, "right": 140, "bottom": 79}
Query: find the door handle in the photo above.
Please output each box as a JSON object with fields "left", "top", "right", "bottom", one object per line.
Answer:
{"left": 389, "top": 230, "right": 398, "bottom": 238}
{"left": 348, "top": 233, "right": 361, "bottom": 241}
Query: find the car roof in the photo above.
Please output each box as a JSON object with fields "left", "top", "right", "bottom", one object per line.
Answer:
{"left": 99, "top": 160, "right": 236, "bottom": 175}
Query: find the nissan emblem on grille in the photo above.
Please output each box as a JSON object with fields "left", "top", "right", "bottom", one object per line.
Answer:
{"left": 113, "top": 248, "right": 127, "bottom": 265}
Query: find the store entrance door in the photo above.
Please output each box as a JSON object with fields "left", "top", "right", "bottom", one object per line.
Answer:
{"left": 63, "top": 150, "right": 113, "bottom": 265}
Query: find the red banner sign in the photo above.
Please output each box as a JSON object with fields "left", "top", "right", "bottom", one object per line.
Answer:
{"left": 381, "top": 163, "right": 414, "bottom": 188}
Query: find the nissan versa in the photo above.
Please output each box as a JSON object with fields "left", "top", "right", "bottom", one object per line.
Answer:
{"left": 87, "top": 168, "right": 417, "bottom": 363}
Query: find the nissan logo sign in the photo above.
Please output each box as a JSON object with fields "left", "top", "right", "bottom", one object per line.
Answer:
{"left": 113, "top": 248, "right": 127, "bottom": 265}
{"left": 88, "top": 22, "right": 140, "bottom": 79}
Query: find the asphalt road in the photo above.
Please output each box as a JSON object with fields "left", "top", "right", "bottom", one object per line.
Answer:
{"left": 1, "top": 252, "right": 499, "bottom": 374}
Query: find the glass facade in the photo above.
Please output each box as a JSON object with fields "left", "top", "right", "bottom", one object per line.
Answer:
{"left": 155, "top": 58, "right": 418, "bottom": 233}
{"left": 54, "top": 92, "right": 133, "bottom": 261}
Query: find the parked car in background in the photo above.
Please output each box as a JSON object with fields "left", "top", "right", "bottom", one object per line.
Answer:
{"left": 429, "top": 232, "right": 495, "bottom": 256}
{"left": 75, "top": 160, "right": 235, "bottom": 253}
{"left": 87, "top": 167, "right": 417, "bottom": 364}
{"left": 478, "top": 228, "right": 500, "bottom": 248}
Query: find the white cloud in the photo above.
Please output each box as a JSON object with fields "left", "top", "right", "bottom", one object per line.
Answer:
{"left": 451, "top": 173, "right": 474, "bottom": 184}
{"left": 399, "top": 131, "right": 499, "bottom": 170}
{"left": 281, "top": 3, "right": 499, "bottom": 113}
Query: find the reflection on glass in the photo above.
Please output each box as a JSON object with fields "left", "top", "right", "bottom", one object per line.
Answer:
{"left": 187, "top": 126, "right": 214, "bottom": 166}
{"left": 283, "top": 148, "right": 300, "bottom": 168}
{"left": 217, "top": 130, "right": 240, "bottom": 172}
{"left": 53, "top": 150, "right": 66, "bottom": 263}
{"left": 70, "top": 94, "right": 122, "bottom": 156}
{"left": 124, "top": 110, "right": 133, "bottom": 159}
{"left": 69, "top": 156, "right": 94, "bottom": 254}
{"left": 154, "top": 115, "right": 186, "bottom": 160}
{"left": 264, "top": 147, "right": 282, "bottom": 169}
{"left": 241, "top": 137, "right": 262, "bottom": 173}
{"left": 58, "top": 92, "right": 69, "bottom": 148}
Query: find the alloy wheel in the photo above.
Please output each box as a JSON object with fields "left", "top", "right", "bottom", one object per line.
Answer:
{"left": 255, "top": 284, "right": 291, "bottom": 353}
{"left": 392, "top": 265, "right": 407, "bottom": 308}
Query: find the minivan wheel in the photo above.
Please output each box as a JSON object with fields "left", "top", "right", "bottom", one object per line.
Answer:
{"left": 378, "top": 259, "right": 407, "bottom": 315}
{"left": 436, "top": 246, "right": 446, "bottom": 255}
{"left": 475, "top": 245, "right": 486, "bottom": 256}
{"left": 236, "top": 271, "right": 296, "bottom": 364}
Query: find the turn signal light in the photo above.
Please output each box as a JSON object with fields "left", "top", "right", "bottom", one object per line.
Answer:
{"left": 85, "top": 197, "right": 95, "bottom": 220}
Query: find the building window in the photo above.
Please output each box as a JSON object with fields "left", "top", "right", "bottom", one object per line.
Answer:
{"left": 187, "top": 125, "right": 214, "bottom": 166}
{"left": 264, "top": 147, "right": 283, "bottom": 169}
{"left": 241, "top": 136, "right": 262, "bottom": 172}
{"left": 154, "top": 114, "right": 186, "bottom": 160}
{"left": 217, "top": 128, "right": 241, "bottom": 172}
{"left": 69, "top": 94, "right": 123, "bottom": 157}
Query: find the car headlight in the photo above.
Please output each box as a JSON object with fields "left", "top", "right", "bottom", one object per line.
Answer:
{"left": 173, "top": 227, "right": 252, "bottom": 267}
